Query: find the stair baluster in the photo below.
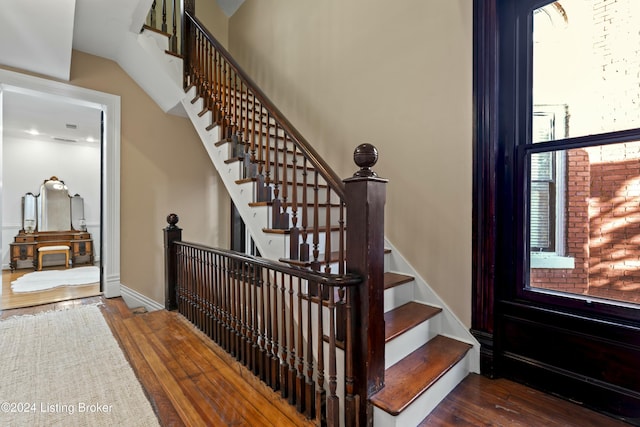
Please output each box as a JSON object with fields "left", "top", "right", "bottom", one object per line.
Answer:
{"left": 279, "top": 272, "right": 289, "bottom": 399}
{"left": 287, "top": 275, "right": 296, "bottom": 405}
{"left": 171, "top": 0, "right": 178, "bottom": 53}
{"left": 300, "top": 157, "right": 310, "bottom": 262}
{"left": 263, "top": 112, "right": 272, "bottom": 199}
{"left": 312, "top": 169, "right": 320, "bottom": 267}
{"left": 149, "top": 1, "right": 157, "bottom": 28}
{"left": 305, "top": 278, "right": 316, "bottom": 419}
{"left": 290, "top": 145, "right": 300, "bottom": 260}
{"left": 272, "top": 271, "right": 281, "bottom": 391}
{"left": 225, "top": 60, "right": 233, "bottom": 139}
{"left": 161, "top": 0, "right": 167, "bottom": 33}
{"left": 215, "top": 49, "right": 223, "bottom": 128}
{"left": 240, "top": 262, "right": 248, "bottom": 366}
{"left": 315, "top": 281, "right": 326, "bottom": 424}
{"left": 295, "top": 277, "right": 305, "bottom": 412}
{"left": 272, "top": 123, "right": 282, "bottom": 229}
{"left": 327, "top": 288, "right": 339, "bottom": 427}
{"left": 280, "top": 136, "right": 290, "bottom": 229}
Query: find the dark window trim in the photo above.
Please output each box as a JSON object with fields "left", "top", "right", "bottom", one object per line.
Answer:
{"left": 472, "top": 0, "right": 640, "bottom": 362}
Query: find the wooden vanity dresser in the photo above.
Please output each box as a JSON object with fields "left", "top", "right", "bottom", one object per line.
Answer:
{"left": 10, "top": 230, "right": 94, "bottom": 271}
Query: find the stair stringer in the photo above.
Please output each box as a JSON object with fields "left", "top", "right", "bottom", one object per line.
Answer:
{"left": 115, "top": 29, "right": 187, "bottom": 116}
{"left": 384, "top": 238, "right": 480, "bottom": 374}
{"left": 180, "top": 88, "right": 289, "bottom": 262}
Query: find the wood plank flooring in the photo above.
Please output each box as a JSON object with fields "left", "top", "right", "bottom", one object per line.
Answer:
{"left": 1, "top": 268, "right": 100, "bottom": 310}
{"left": 420, "top": 373, "right": 631, "bottom": 426}
{"left": 101, "top": 297, "right": 315, "bottom": 427}
{"left": 0, "top": 295, "right": 631, "bottom": 426}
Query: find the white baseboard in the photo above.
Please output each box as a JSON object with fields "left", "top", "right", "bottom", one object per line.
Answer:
{"left": 118, "top": 284, "right": 164, "bottom": 312}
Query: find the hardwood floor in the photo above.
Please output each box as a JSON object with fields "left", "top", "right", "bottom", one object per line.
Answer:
{"left": 101, "top": 297, "right": 315, "bottom": 427}
{"left": 0, "top": 296, "right": 630, "bottom": 426}
{"left": 1, "top": 267, "right": 100, "bottom": 310}
{"left": 421, "top": 374, "right": 630, "bottom": 426}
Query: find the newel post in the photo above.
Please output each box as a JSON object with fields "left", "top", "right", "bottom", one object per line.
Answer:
{"left": 164, "top": 213, "right": 182, "bottom": 310}
{"left": 344, "top": 143, "right": 387, "bottom": 426}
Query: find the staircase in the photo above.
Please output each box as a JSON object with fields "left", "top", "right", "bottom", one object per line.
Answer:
{"left": 139, "top": 17, "right": 478, "bottom": 427}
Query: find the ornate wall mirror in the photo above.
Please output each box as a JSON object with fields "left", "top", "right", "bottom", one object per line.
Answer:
{"left": 37, "top": 177, "right": 72, "bottom": 231}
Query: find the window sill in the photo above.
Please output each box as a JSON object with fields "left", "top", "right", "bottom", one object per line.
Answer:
{"left": 531, "top": 253, "right": 575, "bottom": 269}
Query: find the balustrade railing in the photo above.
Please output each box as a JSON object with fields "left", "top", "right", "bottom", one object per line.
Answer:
{"left": 145, "top": 0, "right": 180, "bottom": 55}
{"left": 164, "top": 214, "right": 361, "bottom": 425}
{"left": 182, "top": 10, "right": 347, "bottom": 274}
{"left": 161, "top": 2, "right": 389, "bottom": 425}
{"left": 165, "top": 142, "right": 387, "bottom": 425}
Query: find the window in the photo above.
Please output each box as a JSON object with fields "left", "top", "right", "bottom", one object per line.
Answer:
{"left": 526, "top": 0, "right": 640, "bottom": 305}
{"left": 473, "top": 1, "right": 640, "bottom": 419}
{"left": 530, "top": 106, "right": 572, "bottom": 268}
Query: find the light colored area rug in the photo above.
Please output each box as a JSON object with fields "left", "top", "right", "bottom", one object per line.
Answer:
{"left": 0, "top": 305, "right": 159, "bottom": 426}
{"left": 11, "top": 266, "right": 99, "bottom": 293}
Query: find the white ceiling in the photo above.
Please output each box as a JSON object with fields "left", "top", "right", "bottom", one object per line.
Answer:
{"left": 0, "top": 0, "right": 244, "bottom": 144}
{"left": 0, "top": 0, "right": 76, "bottom": 81}
{"left": 0, "top": 0, "right": 150, "bottom": 147}
{"left": 3, "top": 90, "right": 102, "bottom": 144}
{"left": 217, "top": 0, "right": 245, "bottom": 17}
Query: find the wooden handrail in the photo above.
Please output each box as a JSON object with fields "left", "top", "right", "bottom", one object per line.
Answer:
{"left": 185, "top": 11, "right": 346, "bottom": 200}
{"left": 179, "top": 241, "right": 361, "bottom": 287}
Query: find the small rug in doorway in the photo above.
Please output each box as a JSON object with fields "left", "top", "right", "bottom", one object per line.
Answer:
{"left": 0, "top": 304, "right": 159, "bottom": 426}
{"left": 10, "top": 266, "right": 99, "bottom": 293}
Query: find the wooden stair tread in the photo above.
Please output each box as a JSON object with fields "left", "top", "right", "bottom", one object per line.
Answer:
{"left": 281, "top": 251, "right": 341, "bottom": 267}
{"left": 263, "top": 225, "right": 341, "bottom": 234}
{"left": 283, "top": 249, "right": 391, "bottom": 268}
{"left": 235, "top": 177, "right": 328, "bottom": 188}
{"left": 249, "top": 201, "right": 341, "bottom": 208}
{"left": 164, "top": 49, "right": 183, "bottom": 59}
{"left": 384, "top": 272, "right": 414, "bottom": 290}
{"left": 142, "top": 24, "right": 171, "bottom": 38}
{"left": 224, "top": 156, "right": 315, "bottom": 171}
{"left": 370, "top": 335, "right": 472, "bottom": 415}
{"left": 385, "top": 302, "right": 441, "bottom": 342}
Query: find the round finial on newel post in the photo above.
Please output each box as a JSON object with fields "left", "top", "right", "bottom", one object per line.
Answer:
{"left": 353, "top": 143, "right": 379, "bottom": 177}
{"left": 166, "top": 213, "right": 180, "bottom": 229}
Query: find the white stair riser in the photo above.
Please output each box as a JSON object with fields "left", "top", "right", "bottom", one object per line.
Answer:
{"left": 385, "top": 317, "right": 440, "bottom": 369}
{"left": 141, "top": 30, "right": 170, "bottom": 55}
{"left": 383, "top": 280, "right": 415, "bottom": 313}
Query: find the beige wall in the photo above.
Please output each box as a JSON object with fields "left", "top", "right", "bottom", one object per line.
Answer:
{"left": 229, "top": 1, "right": 473, "bottom": 325}
{"left": 2, "top": 51, "right": 229, "bottom": 305}
{"left": 197, "top": 1, "right": 230, "bottom": 48}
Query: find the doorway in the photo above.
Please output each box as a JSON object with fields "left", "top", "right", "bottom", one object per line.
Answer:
{"left": 0, "top": 68, "right": 122, "bottom": 306}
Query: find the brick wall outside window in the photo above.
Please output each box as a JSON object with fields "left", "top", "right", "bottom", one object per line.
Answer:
{"left": 531, "top": 0, "right": 640, "bottom": 304}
